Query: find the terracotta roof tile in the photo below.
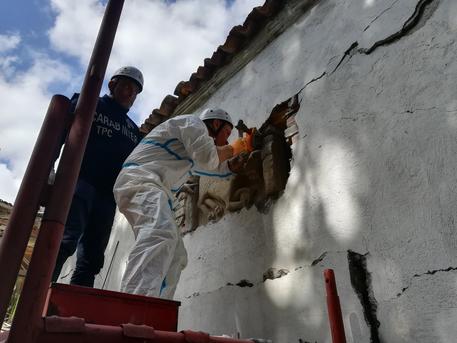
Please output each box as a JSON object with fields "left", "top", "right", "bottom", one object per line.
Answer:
{"left": 160, "top": 95, "right": 180, "bottom": 114}
{"left": 143, "top": 0, "right": 285, "bottom": 133}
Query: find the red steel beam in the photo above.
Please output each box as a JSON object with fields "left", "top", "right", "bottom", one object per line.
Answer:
{"left": 324, "top": 269, "right": 346, "bottom": 343}
{"left": 34, "top": 318, "right": 254, "bottom": 343}
{"left": 44, "top": 0, "right": 125, "bottom": 225}
{"left": 0, "top": 95, "right": 71, "bottom": 328}
{"left": 7, "top": 0, "right": 125, "bottom": 341}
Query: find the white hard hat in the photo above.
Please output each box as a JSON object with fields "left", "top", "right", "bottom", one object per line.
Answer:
{"left": 199, "top": 108, "right": 233, "bottom": 127}
{"left": 111, "top": 66, "right": 144, "bottom": 92}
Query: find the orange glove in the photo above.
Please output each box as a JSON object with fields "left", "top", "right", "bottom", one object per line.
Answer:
{"left": 245, "top": 128, "right": 256, "bottom": 152}
{"left": 230, "top": 135, "right": 254, "bottom": 155}
{"left": 230, "top": 138, "right": 248, "bottom": 155}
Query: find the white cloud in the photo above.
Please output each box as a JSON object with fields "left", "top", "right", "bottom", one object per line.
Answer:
{"left": 0, "top": 52, "right": 71, "bottom": 203}
{"left": 0, "top": 33, "right": 21, "bottom": 78}
{"left": 0, "top": 55, "right": 19, "bottom": 78}
{"left": 0, "top": 0, "right": 263, "bottom": 203}
{"left": 0, "top": 33, "right": 21, "bottom": 53}
{"left": 0, "top": 165, "right": 20, "bottom": 203}
{"left": 48, "top": 0, "right": 104, "bottom": 63}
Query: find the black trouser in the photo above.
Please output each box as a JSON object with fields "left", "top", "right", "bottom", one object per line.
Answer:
{"left": 51, "top": 179, "right": 116, "bottom": 287}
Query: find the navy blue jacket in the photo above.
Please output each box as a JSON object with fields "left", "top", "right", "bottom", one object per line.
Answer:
{"left": 71, "top": 94, "right": 142, "bottom": 195}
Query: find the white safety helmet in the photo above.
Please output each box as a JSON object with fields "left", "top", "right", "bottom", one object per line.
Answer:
{"left": 199, "top": 108, "right": 233, "bottom": 127}
{"left": 111, "top": 66, "right": 144, "bottom": 92}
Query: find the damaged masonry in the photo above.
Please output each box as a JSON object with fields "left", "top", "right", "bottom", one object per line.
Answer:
{"left": 174, "top": 95, "right": 300, "bottom": 233}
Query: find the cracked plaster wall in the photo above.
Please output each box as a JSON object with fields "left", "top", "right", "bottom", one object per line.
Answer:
{"left": 173, "top": 0, "right": 457, "bottom": 342}
{"left": 59, "top": 0, "right": 457, "bottom": 342}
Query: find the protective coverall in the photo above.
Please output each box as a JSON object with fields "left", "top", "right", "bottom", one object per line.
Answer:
{"left": 114, "top": 114, "right": 232, "bottom": 299}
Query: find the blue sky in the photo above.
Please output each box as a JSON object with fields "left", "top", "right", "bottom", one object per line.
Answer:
{"left": 0, "top": 1, "right": 53, "bottom": 42}
{"left": 0, "top": 0, "right": 263, "bottom": 203}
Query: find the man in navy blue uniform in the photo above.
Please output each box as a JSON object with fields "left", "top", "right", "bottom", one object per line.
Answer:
{"left": 51, "top": 66, "right": 144, "bottom": 287}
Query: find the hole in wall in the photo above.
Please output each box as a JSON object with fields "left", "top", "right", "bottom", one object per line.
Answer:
{"left": 228, "top": 94, "right": 300, "bottom": 213}
{"left": 175, "top": 94, "right": 301, "bottom": 234}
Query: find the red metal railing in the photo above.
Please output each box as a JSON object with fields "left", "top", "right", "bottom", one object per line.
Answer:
{"left": 324, "top": 269, "right": 346, "bottom": 343}
{"left": 35, "top": 317, "right": 254, "bottom": 343}
{"left": 5, "top": 0, "right": 125, "bottom": 341}
{"left": 0, "top": 95, "right": 71, "bottom": 328}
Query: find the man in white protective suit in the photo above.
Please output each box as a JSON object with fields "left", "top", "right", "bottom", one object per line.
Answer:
{"left": 113, "top": 108, "right": 253, "bottom": 299}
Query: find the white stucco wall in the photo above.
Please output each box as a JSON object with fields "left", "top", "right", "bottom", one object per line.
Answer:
{"left": 173, "top": 0, "right": 457, "bottom": 342}
{"left": 64, "top": 0, "right": 457, "bottom": 341}
{"left": 56, "top": 210, "right": 134, "bottom": 289}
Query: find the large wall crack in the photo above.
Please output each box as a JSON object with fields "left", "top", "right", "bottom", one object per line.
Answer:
{"left": 360, "top": 0, "right": 439, "bottom": 55}
{"left": 363, "top": 0, "right": 401, "bottom": 32}
{"left": 297, "top": 0, "right": 438, "bottom": 96}
{"left": 184, "top": 253, "right": 329, "bottom": 300}
{"left": 328, "top": 0, "right": 439, "bottom": 78}
{"left": 300, "top": 0, "right": 439, "bottom": 95}
{"left": 183, "top": 279, "right": 257, "bottom": 300}
{"left": 311, "top": 251, "right": 328, "bottom": 266}
{"left": 347, "top": 250, "right": 381, "bottom": 343}
{"left": 297, "top": 71, "right": 327, "bottom": 95}
{"left": 263, "top": 267, "right": 290, "bottom": 281}
{"left": 415, "top": 266, "right": 457, "bottom": 277}
{"left": 396, "top": 266, "right": 457, "bottom": 298}
{"left": 331, "top": 42, "right": 359, "bottom": 74}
